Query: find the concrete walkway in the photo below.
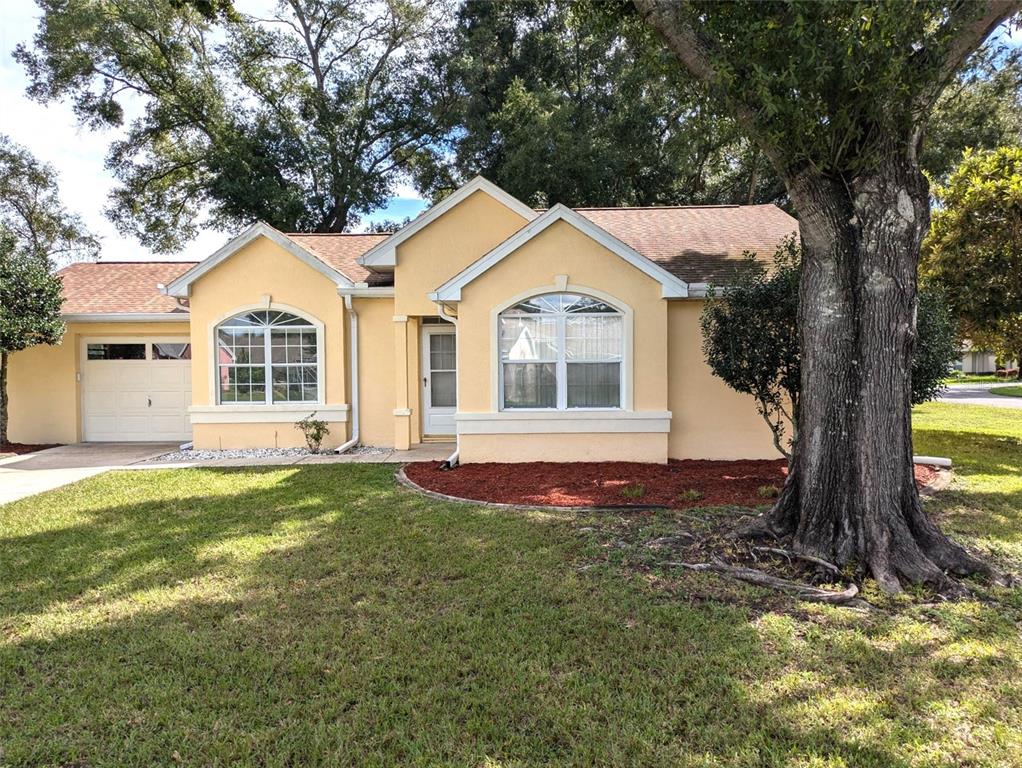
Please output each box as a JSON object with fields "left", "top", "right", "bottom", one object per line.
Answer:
{"left": 939, "top": 381, "right": 1022, "bottom": 409}
{"left": 0, "top": 443, "right": 179, "bottom": 506}
{"left": 0, "top": 441, "right": 456, "bottom": 506}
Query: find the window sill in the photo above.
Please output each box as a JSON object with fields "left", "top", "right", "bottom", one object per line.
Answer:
{"left": 189, "top": 404, "right": 349, "bottom": 424}
{"left": 455, "top": 410, "right": 671, "bottom": 434}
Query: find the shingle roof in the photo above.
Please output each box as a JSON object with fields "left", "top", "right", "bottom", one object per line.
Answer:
{"left": 287, "top": 233, "right": 392, "bottom": 285}
{"left": 58, "top": 204, "right": 797, "bottom": 315}
{"left": 58, "top": 261, "right": 195, "bottom": 315}
{"left": 575, "top": 204, "right": 798, "bottom": 284}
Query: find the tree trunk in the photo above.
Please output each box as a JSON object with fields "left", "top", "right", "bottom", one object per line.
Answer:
{"left": 767, "top": 154, "right": 989, "bottom": 594}
{"left": 1, "top": 351, "right": 8, "bottom": 446}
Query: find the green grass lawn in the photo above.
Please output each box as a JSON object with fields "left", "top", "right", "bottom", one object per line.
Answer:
{"left": 942, "top": 373, "right": 1002, "bottom": 384}
{"left": 1, "top": 403, "right": 1020, "bottom": 767}
{"left": 990, "top": 384, "right": 1022, "bottom": 397}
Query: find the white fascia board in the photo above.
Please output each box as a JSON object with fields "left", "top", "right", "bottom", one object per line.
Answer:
{"left": 337, "top": 286, "right": 395, "bottom": 298}
{"left": 63, "top": 312, "right": 190, "bottom": 323}
{"left": 357, "top": 176, "right": 538, "bottom": 268}
{"left": 163, "top": 221, "right": 354, "bottom": 297}
{"left": 433, "top": 204, "right": 690, "bottom": 301}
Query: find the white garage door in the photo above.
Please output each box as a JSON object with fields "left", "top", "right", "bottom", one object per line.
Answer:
{"left": 82, "top": 338, "right": 192, "bottom": 442}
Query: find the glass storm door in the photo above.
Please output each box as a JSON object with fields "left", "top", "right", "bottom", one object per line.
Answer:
{"left": 422, "top": 326, "right": 456, "bottom": 435}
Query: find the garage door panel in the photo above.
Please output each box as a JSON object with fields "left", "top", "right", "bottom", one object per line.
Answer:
{"left": 82, "top": 338, "right": 192, "bottom": 442}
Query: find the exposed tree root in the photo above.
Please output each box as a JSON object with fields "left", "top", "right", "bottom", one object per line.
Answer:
{"left": 752, "top": 546, "right": 841, "bottom": 576}
{"left": 669, "top": 558, "right": 870, "bottom": 609}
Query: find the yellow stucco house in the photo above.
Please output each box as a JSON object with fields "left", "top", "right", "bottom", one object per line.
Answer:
{"left": 7, "top": 177, "right": 797, "bottom": 464}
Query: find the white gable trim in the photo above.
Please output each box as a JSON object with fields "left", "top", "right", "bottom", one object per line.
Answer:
{"left": 357, "top": 176, "right": 538, "bottom": 269}
{"left": 162, "top": 222, "right": 354, "bottom": 298}
{"left": 430, "top": 204, "right": 690, "bottom": 302}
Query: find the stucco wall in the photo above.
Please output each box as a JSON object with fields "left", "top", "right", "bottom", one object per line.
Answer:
{"left": 186, "top": 236, "right": 350, "bottom": 449}
{"left": 453, "top": 218, "right": 670, "bottom": 463}
{"left": 667, "top": 301, "right": 780, "bottom": 460}
{"left": 353, "top": 296, "right": 397, "bottom": 447}
{"left": 6, "top": 321, "right": 190, "bottom": 445}
{"left": 394, "top": 190, "right": 530, "bottom": 317}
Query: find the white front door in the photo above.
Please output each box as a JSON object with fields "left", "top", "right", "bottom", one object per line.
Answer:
{"left": 421, "top": 326, "right": 456, "bottom": 436}
{"left": 81, "top": 337, "right": 192, "bottom": 442}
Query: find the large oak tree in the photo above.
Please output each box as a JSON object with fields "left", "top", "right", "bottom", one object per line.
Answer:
{"left": 17, "top": 0, "right": 453, "bottom": 251}
{"left": 634, "top": 0, "right": 1019, "bottom": 594}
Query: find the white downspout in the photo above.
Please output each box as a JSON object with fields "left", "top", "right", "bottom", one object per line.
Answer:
{"left": 336, "top": 294, "right": 360, "bottom": 453}
{"left": 436, "top": 301, "right": 460, "bottom": 469}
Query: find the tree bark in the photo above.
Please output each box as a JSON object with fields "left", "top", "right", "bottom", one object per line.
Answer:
{"left": 765, "top": 154, "right": 989, "bottom": 594}
{"left": 1, "top": 351, "right": 8, "bottom": 446}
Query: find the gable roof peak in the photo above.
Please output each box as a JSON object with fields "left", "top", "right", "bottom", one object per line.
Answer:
{"left": 162, "top": 221, "right": 355, "bottom": 298}
{"left": 357, "top": 176, "right": 538, "bottom": 269}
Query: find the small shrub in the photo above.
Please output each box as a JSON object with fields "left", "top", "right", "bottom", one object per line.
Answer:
{"left": 295, "top": 412, "right": 330, "bottom": 453}
{"left": 757, "top": 484, "right": 780, "bottom": 499}
{"left": 620, "top": 483, "right": 646, "bottom": 499}
{"left": 678, "top": 489, "right": 702, "bottom": 501}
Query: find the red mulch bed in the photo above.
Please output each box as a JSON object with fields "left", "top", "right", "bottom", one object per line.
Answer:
{"left": 404, "top": 459, "right": 941, "bottom": 509}
{"left": 0, "top": 443, "right": 59, "bottom": 458}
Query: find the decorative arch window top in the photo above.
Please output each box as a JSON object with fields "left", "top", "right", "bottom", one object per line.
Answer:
{"left": 216, "top": 310, "right": 320, "bottom": 404}
{"left": 499, "top": 292, "right": 623, "bottom": 410}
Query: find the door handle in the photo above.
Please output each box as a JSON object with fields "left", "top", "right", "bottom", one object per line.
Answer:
{"left": 423, "top": 377, "right": 428, "bottom": 387}
{"left": 147, "top": 397, "right": 152, "bottom": 407}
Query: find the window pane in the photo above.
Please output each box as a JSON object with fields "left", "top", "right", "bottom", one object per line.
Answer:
{"left": 153, "top": 343, "right": 191, "bottom": 360}
{"left": 565, "top": 316, "right": 623, "bottom": 360}
{"left": 429, "top": 333, "right": 456, "bottom": 370}
{"left": 503, "top": 363, "right": 556, "bottom": 408}
{"left": 567, "top": 363, "right": 620, "bottom": 408}
{"left": 431, "top": 371, "right": 456, "bottom": 407}
{"left": 499, "top": 316, "right": 558, "bottom": 360}
{"left": 87, "top": 343, "right": 146, "bottom": 360}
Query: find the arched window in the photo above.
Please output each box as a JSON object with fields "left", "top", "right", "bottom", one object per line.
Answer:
{"left": 216, "top": 310, "right": 320, "bottom": 404}
{"left": 499, "top": 293, "right": 623, "bottom": 410}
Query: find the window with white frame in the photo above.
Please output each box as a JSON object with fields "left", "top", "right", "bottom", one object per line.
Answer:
{"left": 216, "top": 310, "right": 319, "bottom": 404}
{"left": 499, "top": 293, "right": 623, "bottom": 409}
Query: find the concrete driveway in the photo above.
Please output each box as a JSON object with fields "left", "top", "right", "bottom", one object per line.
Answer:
{"left": 938, "top": 382, "right": 1022, "bottom": 409}
{"left": 0, "top": 443, "right": 179, "bottom": 506}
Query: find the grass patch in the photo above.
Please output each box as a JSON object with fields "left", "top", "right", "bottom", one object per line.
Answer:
{"left": 943, "top": 373, "right": 1002, "bottom": 384}
{"left": 757, "top": 484, "right": 781, "bottom": 499}
{"left": 619, "top": 482, "right": 646, "bottom": 499}
{"left": 1, "top": 403, "right": 1020, "bottom": 766}
{"left": 991, "top": 385, "right": 1022, "bottom": 398}
{"left": 678, "top": 488, "right": 703, "bottom": 501}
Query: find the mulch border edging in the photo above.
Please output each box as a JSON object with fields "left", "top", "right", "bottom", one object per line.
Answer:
{"left": 396, "top": 464, "right": 955, "bottom": 510}
{"left": 395, "top": 466, "right": 672, "bottom": 513}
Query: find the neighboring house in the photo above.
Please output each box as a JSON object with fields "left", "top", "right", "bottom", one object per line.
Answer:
{"left": 6, "top": 178, "right": 797, "bottom": 464}
{"left": 957, "top": 341, "right": 1015, "bottom": 374}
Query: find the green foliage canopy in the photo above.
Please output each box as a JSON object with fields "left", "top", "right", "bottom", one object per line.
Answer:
{"left": 17, "top": 0, "right": 453, "bottom": 251}
{"left": 924, "top": 146, "right": 1022, "bottom": 368}
{"left": 0, "top": 135, "right": 98, "bottom": 265}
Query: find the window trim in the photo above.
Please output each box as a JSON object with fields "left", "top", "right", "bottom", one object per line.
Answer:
{"left": 207, "top": 303, "right": 326, "bottom": 407}
{"left": 491, "top": 284, "right": 633, "bottom": 413}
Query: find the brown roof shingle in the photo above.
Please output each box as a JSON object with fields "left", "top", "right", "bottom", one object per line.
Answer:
{"left": 58, "top": 261, "right": 195, "bottom": 315}
{"left": 59, "top": 204, "right": 797, "bottom": 315}
{"left": 287, "top": 233, "right": 392, "bottom": 285}
{"left": 576, "top": 204, "right": 798, "bottom": 284}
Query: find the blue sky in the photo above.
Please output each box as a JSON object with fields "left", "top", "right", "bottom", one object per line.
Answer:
{"left": 0, "top": 0, "right": 428, "bottom": 262}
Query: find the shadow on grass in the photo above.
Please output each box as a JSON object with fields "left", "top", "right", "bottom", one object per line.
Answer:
{"left": 1, "top": 464, "right": 1020, "bottom": 766}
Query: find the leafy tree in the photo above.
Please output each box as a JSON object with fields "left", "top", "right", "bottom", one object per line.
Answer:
{"left": 0, "top": 231, "right": 66, "bottom": 445}
{"left": 0, "top": 135, "right": 99, "bottom": 265}
{"left": 17, "top": 0, "right": 454, "bottom": 251}
{"left": 428, "top": 0, "right": 786, "bottom": 208}
{"left": 635, "top": 0, "right": 1017, "bottom": 593}
{"left": 924, "top": 146, "right": 1022, "bottom": 377}
{"left": 923, "top": 46, "right": 1022, "bottom": 184}
{"left": 702, "top": 239, "right": 958, "bottom": 463}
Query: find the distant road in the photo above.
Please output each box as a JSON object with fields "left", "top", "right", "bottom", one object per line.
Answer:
{"left": 938, "top": 382, "right": 1022, "bottom": 410}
